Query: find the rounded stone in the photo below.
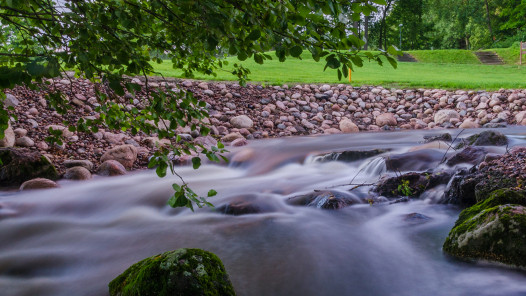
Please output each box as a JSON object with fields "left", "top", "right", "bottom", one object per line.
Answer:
{"left": 434, "top": 109, "right": 460, "bottom": 124}
{"left": 375, "top": 113, "right": 397, "bottom": 126}
{"left": 19, "top": 178, "right": 59, "bottom": 191}
{"left": 97, "top": 160, "right": 127, "bottom": 176}
{"left": 339, "top": 118, "right": 359, "bottom": 133}
{"left": 100, "top": 144, "right": 137, "bottom": 170}
{"left": 230, "top": 115, "right": 253, "bottom": 129}
{"left": 64, "top": 166, "right": 92, "bottom": 180}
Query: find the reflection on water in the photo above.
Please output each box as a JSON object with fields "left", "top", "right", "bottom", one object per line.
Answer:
{"left": 1, "top": 128, "right": 526, "bottom": 296}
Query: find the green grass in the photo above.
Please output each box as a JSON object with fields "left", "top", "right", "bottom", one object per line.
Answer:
{"left": 152, "top": 50, "right": 526, "bottom": 90}
{"left": 484, "top": 47, "right": 521, "bottom": 65}
{"left": 407, "top": 49, "right": 481, "bottom": 64}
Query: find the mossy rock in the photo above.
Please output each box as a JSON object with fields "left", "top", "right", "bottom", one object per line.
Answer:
{"left": 0, "top": 148, "right": 58, "bottom": 186}
{"left": 443, "top": 189, "right": 526, "bottom": 268}
{"left": 109, "top": 248, "right": 236, "bottom": 296}
{"left": 456, "top": 131, "right": 508, "bottom": 149}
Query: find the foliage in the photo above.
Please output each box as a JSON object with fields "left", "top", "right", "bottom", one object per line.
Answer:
{"left": 0, "top": 0, "right": 394, "bottom": 209}
{"left": 397, "top": 179, "right": 413, "bottom": 196}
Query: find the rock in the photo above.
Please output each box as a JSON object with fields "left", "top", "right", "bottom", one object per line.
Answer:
{"left": 374, "top": 171, "right": 453, "bottom": 198}
{"left": 447, "top": 146, "right": 487, "bottom": 166}
{"left": 423, "top": 133, "right": 452, "bottom": 143}
{"left": 104, "top": 132, "right": 126, "bottom": 145}
{"left": 384, "top": 149, "right": 445, "bottom": 172}
{"left": 143, "top": 137, "right": 171, "bottom": 148}
{"left": 0, "top": 148, "right": 58, "bottom": 186}
{"left": 515, "top": 111, "right": 526, "bottom": 125}
{"left": 230, "top": 138, "right": 248, "bottom": 147}
{"left": 314, "top": 149, "right": 388, "bottom": 163}
{"left": 230, "top": 115, "right": 253, "bottom": 129}
{"left": 216, "top": 194, "right": 279, "bottom": 215}
{"left": 46, "top": 125, "right": 75, "bottom": 138}
{"left": 459, "top": 118, "right": 479, "bottom": 129}
{"left": 97, "top": 160, "right": 127, "bottom": 176}
{"left": 0, "top": 126, "right": 15, "bottom": 147}
{"left": 100, "top": 144, "right": 137, "bottom": 170}
{"left": 13, "top": 128, "right": 27, "bottom": 137}
{"left": 109, "top": 248, "right": 235, "bottom": 296}
{"left": 375, "top": 113, "right": 397, "bottom": 126}
{"left": 19, "top": 178, "right": 59, "bottom": 191}
{"left": 221, "top": 132, "right": 244, "bottom": 143}
{"left": 434, "top": 109, "right": 460, "bottom": 124}
{"left": 460, "top": 131, "right": 508, "bottom": 147}
{"left": 63, "top": 159, "right": 94, "bottom": 170}
{"left": 287, "top": 190, "right": 359, "bottom": 210}
{"left": 64, "top": 166, "right": 92, "bottom": 180}
{"left": 443, "top": 189, "right": 526, "bottom": 268}
{"left": 15, "top": 136, "right": 34, "bottom": 147}
{"left": 323, "top": 128, "right": 342, "bottom": 134}
{"left": 403, "top": 213, "right": 432, "bottom": 224}
{"left": 4, "top": 93, "right": 19, "bottom": 107}
{"left": 339, "top": 118, "right": 359, "bottom": 133}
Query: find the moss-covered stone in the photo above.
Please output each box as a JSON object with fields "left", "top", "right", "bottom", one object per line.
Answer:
{"left": 443, "top": 189, "right": 526, "bottom": 268}
{"left": 456, "top": 130, "right": 508, "bottom": 149}
{"left": 109, "top": 248, "right": 236, "bottom": 296}
{"left": 0, "top": 148, "right": 58, "bottom": 186}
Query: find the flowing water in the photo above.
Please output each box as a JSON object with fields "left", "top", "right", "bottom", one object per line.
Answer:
{"left": 1, "top": 128, "right": 526, "bottom": 296}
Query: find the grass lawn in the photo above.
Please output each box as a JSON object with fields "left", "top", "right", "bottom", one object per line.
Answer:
{"left": 151, "top": 51, "right": 526, "bottom": 90}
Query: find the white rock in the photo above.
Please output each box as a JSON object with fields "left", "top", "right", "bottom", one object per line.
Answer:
{"left": 434, "top": 109, "right": 460, "bottom": 124}
{"left": 230, "top": 115, "right": 253, "bottom": 129}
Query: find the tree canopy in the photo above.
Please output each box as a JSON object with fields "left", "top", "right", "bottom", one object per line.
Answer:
{"left": 0, "top": 0, "right": 393, "bottom": 208}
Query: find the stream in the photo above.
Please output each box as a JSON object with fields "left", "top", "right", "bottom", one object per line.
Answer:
{"left": 1, "top": 128, "right": 526, "bottom": 296}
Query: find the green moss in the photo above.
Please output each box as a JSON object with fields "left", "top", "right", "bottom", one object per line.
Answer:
{"left": 0, "top": 148, "right": 58, "bottom": 186}
{"left": 444, "top": 189, "right": 526, "bottom": 268}
{"left": 109, "top": 248, "right": 236, "bottom": 296}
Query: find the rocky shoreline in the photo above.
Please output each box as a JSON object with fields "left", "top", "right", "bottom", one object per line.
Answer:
{"left": 1, "top": 77, "right": 526, "bottom": 186}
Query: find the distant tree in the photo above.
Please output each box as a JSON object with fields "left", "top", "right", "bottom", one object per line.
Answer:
{"left": 0, "top": 0, "right": 396, "bottom": 208}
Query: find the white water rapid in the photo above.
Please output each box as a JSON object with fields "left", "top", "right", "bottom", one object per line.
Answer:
{"left": 1, "top": 128, "right": 526, "bottom": 296}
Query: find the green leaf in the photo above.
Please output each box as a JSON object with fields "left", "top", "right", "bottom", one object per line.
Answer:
{"left": 191, "top": 157, "right": 201, "bottom": 170}
{"left": 386, "top": 56, "right": 398, "bottom": 69}
{"left": 207, "top": 189, "right": 217, "bottom": 197}
{"left": 290, "top": 46, "right": 303, "bottom": 58}
{"left": 247, "top": 29, "right": 261, "bottom": 41}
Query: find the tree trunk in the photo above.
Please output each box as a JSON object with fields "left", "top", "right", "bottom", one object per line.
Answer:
{"left": 364, "top": 16, "right": 369, "bottom": 50}
{"left": 484, "top": 0, "right": 495, "bottom": 41}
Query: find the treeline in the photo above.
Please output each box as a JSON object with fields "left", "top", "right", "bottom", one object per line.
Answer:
{"left": 357, "top": 0, "right": 526, "bottom": 50}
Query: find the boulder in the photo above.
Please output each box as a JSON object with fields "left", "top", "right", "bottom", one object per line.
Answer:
{"left": 64, "top": 166, "right": 92, "bottom": 180}
{"left": 374, "top": 171, "right": 453, "bottom": 198}
{"left": 109, "top": 248, "right": 235, "bottom": 296}
{"left": 230, "top": 115, "right": 253, "bottom": 129}
{"left": 100, "top": 145, "right": 137, "bottom": 170}
{"left": 339, "top": 118, "right": 359, "bottom": 133}
{"left": 221, "top": 132, "right": 244, "bottom": 143}
{"left": 375, "top": 113, "right": 397, "bottom": 126}
{"left": 97, "top": 160, "right": 127, "bottom": 176}
{"left": 423, "top": 133, "right": 452, "bottom": 143}
{"left": 384, "top": 149, "right": 445, "bottom": 172}
{"left": 434, "top": 109, "right": 460, "bottom": 125}
{"left": 443, "top": 189, "right": 526, "bottom": 268}
{"left": 0, "top": 148, "right": 58, "bottom": 186}
{"left": 216, "top": 194, "right": 279, "bottom": 215}
{"left": 4, "top": 93, "right": 19, "bottom": 107}
{"left": 459, "top": 118, "right": 479, "bottom": 129}
{"left": 230, "top": 138, "right": 248, "bottom": 147}
{"left": 19, "top": 178, "right": 59, "bottom": 191}
{"left": 461, "top": 131, "right": 508, "bottom": 147}
{"left": 314, "top": 149, "right": 388, "bottom": 163}
{"left": 515, "top": 111, "right": 526, "bottom": 125}
{"left": 63, "top": 159, "right": 94, "bottom": 171}
{"left": 287, "top": 190, "right": 360, "bottom": 210}
{"left": 446, "top": 146, "right": 487, "bottom": 166}
{"left": 0, "top": 126, "right": 15, "bottom": 147}
{"left": 143, "top": 137, "right": 171, "bottom": 148}
{"left": 15, "top": 136, "right": 34, "bottom": 147}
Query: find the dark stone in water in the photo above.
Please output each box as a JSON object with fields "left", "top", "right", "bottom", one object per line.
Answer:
{"left": 315, "top": 149, "right": 388, "bottom": 163}
{"left": 446, "top": 146, "right": 487, "bottom": 166}
{"left": 0, "top": 148, "right": 58, "bottom": 187}
{"left": 403, "top": 213, "right": 432, "bottom": 224}
{"left": 423, "top": 133, "right": 452, "bottom": 143}
{"left": 375, "top": 171, "right": 454, "bottom": 198}
{"left": 216, "top": 194, "right": 279, "bottom": 215}
{"left": 456, "top": 130, "right": 508, "bottom": 149}
{"left": 287, "top": 190, "right": 359, "bottom": 210}
{"left": 384, "top": 149, "right": 444, "bottom": 172}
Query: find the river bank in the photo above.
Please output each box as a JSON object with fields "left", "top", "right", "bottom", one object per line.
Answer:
{"left": 2, "top": 77, "right": 526, "bottom": 177}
